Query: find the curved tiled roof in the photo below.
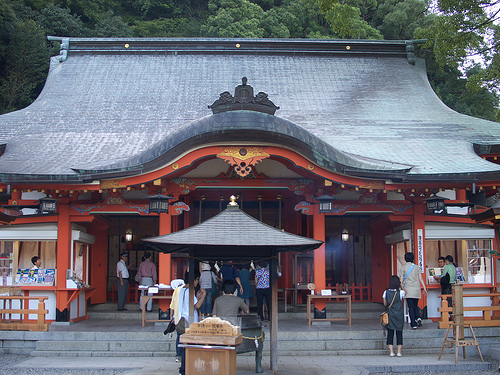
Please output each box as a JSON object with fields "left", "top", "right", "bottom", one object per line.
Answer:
{"left": 1, "top": 38, "right": 500, "bottom": 183}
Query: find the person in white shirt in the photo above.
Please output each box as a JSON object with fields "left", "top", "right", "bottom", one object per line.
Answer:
{"left": 116, "top": 252, "right": 130, "bottom": 311}
{"left": 30, "top": 256, "right": 41, "bottom": 270}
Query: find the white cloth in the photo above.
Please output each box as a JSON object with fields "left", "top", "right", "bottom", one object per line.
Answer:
{"left": 178, "top": 287, "right": 199, "bottom": 324}
{"left": 116, "top": 259, "right": 129, "bottom": 279}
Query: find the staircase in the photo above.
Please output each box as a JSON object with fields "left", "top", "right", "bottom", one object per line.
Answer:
{"left": 1, "top": 302, "right": 498, "bottom": 358}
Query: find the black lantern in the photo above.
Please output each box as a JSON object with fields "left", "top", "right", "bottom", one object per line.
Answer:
{"left": 147, "top": 193, "right": 173, "bottom": 214}
{"left": 37, "top": 197, "right": 58, "bottom": 214}
{"left": 423, "top": 195, "right": 446, "bottom": 213}
{"left": 314, "top": 194, "right": 335, "bottom": 214}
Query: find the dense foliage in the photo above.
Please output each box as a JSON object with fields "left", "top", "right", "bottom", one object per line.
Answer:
{"left": 0, "top": 0, "right": 498, "bottom": 121}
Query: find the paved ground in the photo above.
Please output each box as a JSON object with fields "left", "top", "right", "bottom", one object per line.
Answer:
{"left": 0, "top": 353, "right": 493, "bottom": 375}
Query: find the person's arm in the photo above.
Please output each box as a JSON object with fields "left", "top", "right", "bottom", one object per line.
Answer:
{"left": 419, "top": 273, "right": 427, "bottom": 294}
{"left": 194, "top": 288, "right": 206, "bottom": 309}
{"left": 241, "top": 300, "right": 249, "bottom": 314}
{"left": 118, "top": 269, "right": 124, "bottom": 286}
{"left": 235, "top": 277, "right": 243, "bottom": 294}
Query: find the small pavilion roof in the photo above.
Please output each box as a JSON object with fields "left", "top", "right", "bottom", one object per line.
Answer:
{"left": 143, "top": 204, "right": 323, "bottom": 259}
{"left": 1, "top": 38, "right": 500, "bottom": 183}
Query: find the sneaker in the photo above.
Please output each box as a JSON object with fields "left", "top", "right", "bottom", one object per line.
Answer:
{"left": 397, "top": 353, "right": 403, "bottom": 357}
{"left": 389, "top": 353, "right": 395, "bottom": 357}
{"left": 417, "top": 318, "right": 422, "bottom": 327}
{"left": 175, "top": 356, "right": 181, "bottom": 362}
{"left": 412, "top": 326, "right": 417, "bottom": 329}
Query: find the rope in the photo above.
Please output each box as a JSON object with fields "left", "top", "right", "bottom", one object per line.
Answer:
{"left": 242, "top": 333, "right": 264, "bottom": 340}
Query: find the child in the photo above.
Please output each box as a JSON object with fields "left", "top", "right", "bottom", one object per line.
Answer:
{"left": 383, "top": 275, "right": 405, "bottom": 357}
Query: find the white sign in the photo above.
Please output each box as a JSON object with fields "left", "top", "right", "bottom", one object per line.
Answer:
{"left": 417, "top": 228, "right": 424, "bottom": 271}
{"left": 148, "top": 286, "right": 159, "bottom": 294}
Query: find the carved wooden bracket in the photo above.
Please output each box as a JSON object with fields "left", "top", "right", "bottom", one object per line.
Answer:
{"left": 217, "top": 146, "right": 270, "bottom": 178}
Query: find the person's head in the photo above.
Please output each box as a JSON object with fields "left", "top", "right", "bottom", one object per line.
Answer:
{"left": 445, "top": 255, "right": 454, "bottom": 264}
{"left": 31, "top": 256, "right": 41, "bottom": 267}
{"left": 258, "top": 261, "right": 268, "bottom": 269}
{"left": 120, "top": 252, "right": 128, "bottom": 261}
{"left": 144, "top": 252, "right": 151, "bottom": 260}
{"left": 438, "top": 256, "right": 446, "bottom": 268}
{"left": 222, "top": 279, "right": 237, "bottom": 295}
{"left": 404, "top": 252, "right": 415, "bottom": 263}
{"left": 389, "top": 275, "right": 401, "bottom": 290}
{"left": 184, "top": 270, "right": 201, "bottom": 287}
{"left": 201, "top": 262, "right": 211, "bottom": 271}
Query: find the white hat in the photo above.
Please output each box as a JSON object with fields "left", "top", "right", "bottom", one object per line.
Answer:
{"left": 170, "top": 279, "right": 185, "bottom": 289}
{"left": 201, "top": 262, "right": 211, "bottom": 271}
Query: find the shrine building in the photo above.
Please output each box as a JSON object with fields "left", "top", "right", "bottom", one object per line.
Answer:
{"left": 0, "top": 38, "right": 499, "bottom": 322}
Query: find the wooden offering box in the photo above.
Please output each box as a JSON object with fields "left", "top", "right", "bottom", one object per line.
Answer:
{"left": 180, "top": 318, "right": 243, "bottom": 375}
{"left": 180, "top": 317, "right": 242, "bottom": 346}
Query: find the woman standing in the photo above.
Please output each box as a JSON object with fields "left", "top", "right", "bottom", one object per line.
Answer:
{"left": 255, "top": 261, "right": 270, "bottom": 322}
{"left": 383, "top": 275, "right": 405, "bottom": 357}
{"left": 199, "top": 262, "right": 218, "bottom": 317}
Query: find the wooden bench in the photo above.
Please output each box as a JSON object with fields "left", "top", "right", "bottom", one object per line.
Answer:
{"left": 0, "top": 295, "right": 48, "bottom": 331}
{"left": 438, "top": 292, "right": 500, "bottom": 328}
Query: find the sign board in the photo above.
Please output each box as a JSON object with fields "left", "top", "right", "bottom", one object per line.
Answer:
{"left": 417, "top": 229, "right": 424, "bottom": 272}
{"left": 186, "top": 317, "right": 240, "bottom": 336}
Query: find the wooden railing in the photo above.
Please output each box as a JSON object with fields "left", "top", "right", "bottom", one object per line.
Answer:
{"left": 438, "top": 292, "right": 500, "bottom": 329}
{"left": 328, "top": 283, "right": 372, "bottom": 302}
{"left": 0, "top": 296, "right": 49, "bottom": 331}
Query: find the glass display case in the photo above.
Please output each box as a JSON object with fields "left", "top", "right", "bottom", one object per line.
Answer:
{"left": 467, "top": 240, "right": 492, "bottom": 284}
{"left": 0, "top": 241, "right": 14, "bottom": 286}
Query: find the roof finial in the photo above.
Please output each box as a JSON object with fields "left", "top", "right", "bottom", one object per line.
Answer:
{"left": 227, "top": 195, "right": 239, "bottom": 209}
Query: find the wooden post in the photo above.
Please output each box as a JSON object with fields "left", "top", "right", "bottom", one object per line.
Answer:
{"left": 188, "top": 252, "right": 195, "bottom": 327}
{"left": 270, "top": 251, "right": 278, "bottom": 374}
{"left": 452, "top": 284, "right": 464, "bottom": 341}
{"left": 313, "top": 211, "right": 326, "bottom": 312}
{"left": 158, "top": 212, "right": 172, "bottom": 313}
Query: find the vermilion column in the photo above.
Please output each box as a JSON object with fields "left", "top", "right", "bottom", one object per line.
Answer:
{"left": 158, "top": 212, "right": 172, "bottom": 312}
{"left": 313, "top": 209, "right": 326, "bottom": 312}
{"left": 56, "top": 204, "right": 72, "bottom": 321}
{"left": 413, "top": 203, "right": 427, "bottom": 309}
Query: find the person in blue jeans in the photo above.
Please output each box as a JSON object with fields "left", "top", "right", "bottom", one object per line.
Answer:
{"left": 199, "top": 262, "right": 219, "bottom": 317}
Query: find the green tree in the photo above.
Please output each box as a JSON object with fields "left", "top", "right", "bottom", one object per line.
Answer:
{"left": 92, "top": 11, "right": 133, "bottom": 37}
{"left": 414, "top": 0, "right": 500, "bottom": 92}
{"left": 0, "top": 0, "right": 17, "bottom": 68}
{"left": 0, "top": 19, "right": 49, "bottom": 113}
{"left": 37, "top": 3, "right": 87, "bottom": 37}
{"left": 317, "top": 0, "right": 382, "bottom": 39}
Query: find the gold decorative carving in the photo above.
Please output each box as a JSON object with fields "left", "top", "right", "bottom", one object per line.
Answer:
{"left": 172, "top": 163, "right": 179, "bottom": 170}
{"left": 153, "top": 179, "right": 162, "bottom": 186}
{"left": 307, "top": 164, "right": 315, "bottom": 171}
{"left": 101, "top": 180, "right": 126, "bottom": 189}
{"left": 217, "top": 147, "right": 270, "bottom": 178}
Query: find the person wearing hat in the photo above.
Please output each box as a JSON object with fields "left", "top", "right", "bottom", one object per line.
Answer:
{"left": 117, "top": 252, "right": 130, "bottom": 311}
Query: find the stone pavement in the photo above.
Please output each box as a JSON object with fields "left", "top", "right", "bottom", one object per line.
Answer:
{"left": 4, "top": 353, "right": 489, "bottom": 374}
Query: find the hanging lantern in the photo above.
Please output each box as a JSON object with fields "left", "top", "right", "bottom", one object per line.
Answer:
{"left": 147, "top": 193, "right": 173, "bottom": 214}
{"left": 37, "top": 197, "right": 58, "bottom": 214}
{"left": 423, "top": 195, "right": 446, "bottom": 213}
{"left": 341, "top": 229, "right": 349, "bottom": 242}
{"left": 314, "top": 194, "right": 335, "bottom": 214}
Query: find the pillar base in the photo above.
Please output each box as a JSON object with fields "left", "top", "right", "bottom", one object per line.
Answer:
{"left": 56, "top": 308, "right": 69, "bottom": 322}
{"left": 314, "top": 307, "right": 326, "bottom": 319}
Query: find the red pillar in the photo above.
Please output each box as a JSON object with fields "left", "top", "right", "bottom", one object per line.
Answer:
{"left": 313, "top": 210, "right": 326, "bottom": 311}
{"left": 88, "top": 225, "right": 109, "bottom": 304}
{"left": 56, "top": 204, "right": 72, "bottom": 321}
{"left": 158, "top": 212, "right": 172, "bottom": 312}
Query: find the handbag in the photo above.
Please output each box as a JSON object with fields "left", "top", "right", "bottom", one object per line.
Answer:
{"left": 163, "top": 320, "right": 176, "bottom": 335}
{"left": 380, "top": 290, "right": 398, "bottom": 326}
{"left": 175, "top": 317, "right": 187, "bottom": 334}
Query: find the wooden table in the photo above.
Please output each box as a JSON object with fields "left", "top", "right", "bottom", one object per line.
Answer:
{"left": 306, "top": 294, "right": 351, "bottom": 326}
{"left": 141, "top": 295, "right": 172, "bottom": 327}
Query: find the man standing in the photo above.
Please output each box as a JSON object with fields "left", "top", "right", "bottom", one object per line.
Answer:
{"left": 399, "top": 252, "right": 427, "bottom": 329}
{"left": 136, "top": 252, "right": 157, "bottom": 312}
{"left": 116, "top": 252, "right": 130, "bottom": 311}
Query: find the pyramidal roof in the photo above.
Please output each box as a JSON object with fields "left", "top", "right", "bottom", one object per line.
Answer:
{"left": 143, "top": 203, "right": 323, "bottom": 256}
